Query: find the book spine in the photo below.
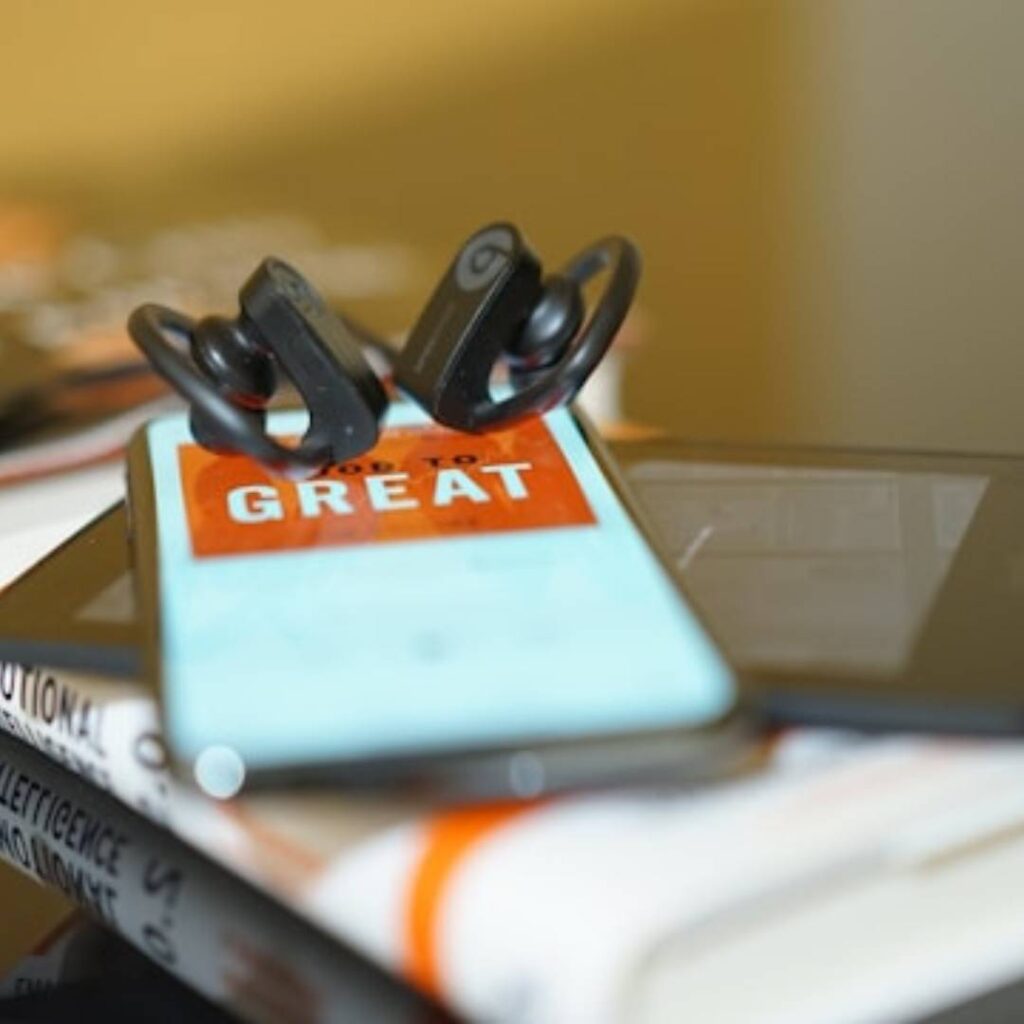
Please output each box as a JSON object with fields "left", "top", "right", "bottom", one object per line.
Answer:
{"left": 0, "top": 661, "right": 170, "bottom": 823}
{"left": 0, "top": 728, "right": 437, "bottom": 1024}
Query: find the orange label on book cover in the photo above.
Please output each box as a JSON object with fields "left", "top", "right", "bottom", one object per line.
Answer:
{"left": 179, "top": 418, "right": 596, "bottom": 558}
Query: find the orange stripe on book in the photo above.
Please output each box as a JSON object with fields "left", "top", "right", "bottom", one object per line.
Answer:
{"left": 405, "top": 802, "right": 537, "bottom": 999}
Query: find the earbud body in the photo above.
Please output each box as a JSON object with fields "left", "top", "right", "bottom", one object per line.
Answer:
{"left": 394, "top": 225, "right": 545, "bottom": 430}
{"left": 128, "top": 258, "right": 388, "bottom": 478}
{"left": 394, "top": 222, "right": 640, "bottom": 432}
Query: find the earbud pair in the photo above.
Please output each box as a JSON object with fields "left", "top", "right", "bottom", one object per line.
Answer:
{"left": 128, "top": 222, "right": 641, "bottom": 477}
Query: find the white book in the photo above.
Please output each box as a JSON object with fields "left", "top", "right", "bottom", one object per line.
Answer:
{"left": 4, "top": 656, "right": 1024, "bottom": 1023}
{"left": 0, "top": 725, "right": 440, "bottom": 1022}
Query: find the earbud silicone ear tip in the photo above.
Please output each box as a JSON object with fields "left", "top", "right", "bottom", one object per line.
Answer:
{"left": 508, "top": 275, "right": 586, "bottom": 373}
{"left": 190, "top": 315, "right": 277, "bottom": 409}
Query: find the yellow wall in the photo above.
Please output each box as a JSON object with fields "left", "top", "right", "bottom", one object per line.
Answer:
{"left": 2, "top": 0, "right": 1022, "bottom": 454}
{"left": 2, "top": 0, "right": 627, "bottom": 183}
{"left": 777, "top": 1, "right": 1024, "bottom": 453}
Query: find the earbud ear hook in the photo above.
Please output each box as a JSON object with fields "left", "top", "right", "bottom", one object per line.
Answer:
{"left": 475, "top": 236, "right": 641, "bottom": 429}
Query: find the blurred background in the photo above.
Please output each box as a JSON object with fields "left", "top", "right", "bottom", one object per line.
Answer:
{"left": 1, "top": 0, "right": 1022, "bottom": 961}
{"left": 3, "top": 0, "right": 1021, "bottom": 450}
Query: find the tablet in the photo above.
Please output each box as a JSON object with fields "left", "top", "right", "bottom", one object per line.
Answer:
{"left": 618, "top": 439, "right": 1024, "bottom": 734}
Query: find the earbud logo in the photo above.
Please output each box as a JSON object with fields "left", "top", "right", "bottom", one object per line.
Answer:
{"left": 268, "top": 259, "right": 326, "bottom": 320}
{"left": 454, "top": 226, "right": 514, "bottom": 291}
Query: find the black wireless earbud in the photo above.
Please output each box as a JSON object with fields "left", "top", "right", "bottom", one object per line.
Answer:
{"left": 127, "top": 258, "right": 388, "bottom": 478}
{"left": 393, "top": 223, "right": 641, "bottom": 431}
{"left": 128, "top": 223, "right": 641, "bottom": 476}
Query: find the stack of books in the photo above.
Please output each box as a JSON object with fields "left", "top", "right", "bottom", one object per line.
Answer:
{"left": 3, "top": 505, "right": 1024, "bottom": 1022}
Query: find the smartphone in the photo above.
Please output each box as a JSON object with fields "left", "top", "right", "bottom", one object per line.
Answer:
{"left": 613, "top": 438, "right": 1024, "bottom": 734}
{"left": 127, "top": 405, "right": 749, "bottom": 798}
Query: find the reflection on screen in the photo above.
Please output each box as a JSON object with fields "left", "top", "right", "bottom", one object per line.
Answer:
{"left": 76, "top": 573, "right": 134, "bottom": 625}
{"left": 628, "top": 462, "right": 988, "bottom": 675}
